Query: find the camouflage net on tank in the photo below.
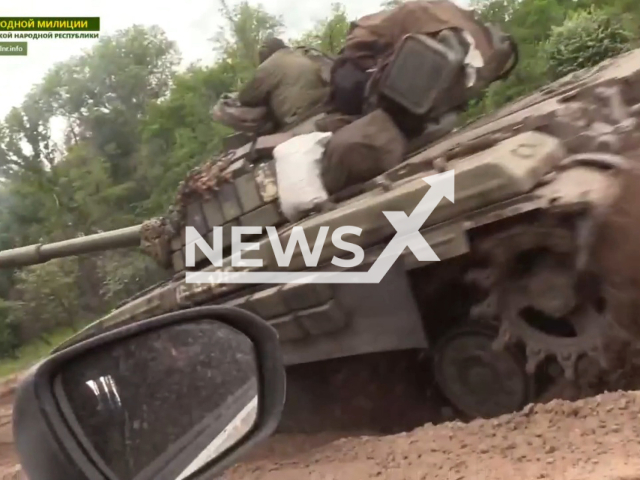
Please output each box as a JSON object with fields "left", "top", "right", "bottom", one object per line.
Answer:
{"left": 174, "top": 150, "right": 236, "bottom": 207}
{"left": 139, "top": 150, "right": 238, "bottom": 268}
{"left": 139, "top": 217, "right": 173, "bottom": 269}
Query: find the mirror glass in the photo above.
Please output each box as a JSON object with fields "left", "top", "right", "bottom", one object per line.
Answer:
{"left": 54, "top": 319, "right": 259, "bottom": 480}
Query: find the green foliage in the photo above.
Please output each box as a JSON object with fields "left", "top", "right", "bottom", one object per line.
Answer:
{"left": 293, "top": 3, "right": 351, "bottom": 55}
{"left": 9, "top": 258, "right": 81, "bottom": 345}
{"left": 463, "top": 0, "right": 637, "bottom": 121}
{"left": 0, "top": 327, "right": 77, "bottom": 379}
{"left": 0, "top": 300, "right": 20, "bottom": 359}
{"left": 213, "top": 0, "right": 285, "bottom": 88}
{"left": 546, "top": 7, "right": 634, "bottom": 79}
{"left": 137, "top": 64, "right": 235, "bottom": 214}
{"left": 0, "top": 24, "right": 184, "bottom": 358}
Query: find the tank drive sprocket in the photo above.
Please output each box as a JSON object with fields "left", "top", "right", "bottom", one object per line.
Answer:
{"left": 465, "top": 223, "right": 610, "bottom": 381}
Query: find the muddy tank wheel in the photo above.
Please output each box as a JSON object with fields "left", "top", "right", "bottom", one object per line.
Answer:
{"left": 466, "top": 224, "right": 611, "bottom": 381}
{"left": 432, "top": 325, "right": 533, "bottom": 419}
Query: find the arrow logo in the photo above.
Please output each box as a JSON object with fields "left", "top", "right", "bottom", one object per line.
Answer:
{"left": 186, "top": 170, "right": 455, "bottom": 284}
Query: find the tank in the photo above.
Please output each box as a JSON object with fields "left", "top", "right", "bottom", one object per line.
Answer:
{"left": 4, "top": 46, "right": 640, "bottom": 430}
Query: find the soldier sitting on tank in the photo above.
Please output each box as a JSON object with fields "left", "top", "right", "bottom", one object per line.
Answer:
{"left": 237, "top": 37, "right": 330, "bottom": 130}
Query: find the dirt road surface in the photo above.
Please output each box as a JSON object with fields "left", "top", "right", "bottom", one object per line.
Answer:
{"left": 2, "top": 378, "right": 640, "bottom": 480}
{"left": 0, "top": 375, "right": 23, "bottom": 480}
{"left": 224, "top": 390, "right": 640, "bottom": 480}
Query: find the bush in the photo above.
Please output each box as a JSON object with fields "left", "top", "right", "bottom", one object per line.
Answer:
{"left": 9, "top": 258, "right": 81, "bottom": 345}
{"left": 0, "top": 300, "right": 21, "bottom": 359}
{"left": 546, "top": 7, "right": 634, "bottom": 80}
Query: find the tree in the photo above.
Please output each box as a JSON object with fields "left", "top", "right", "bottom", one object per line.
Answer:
{"left": 0, "top": 300, "right": 20, "bottom": 358}
{"left": 137, "top": 64, "right": 235, "bottom": 215}
{"left": 212, "top": 0, "right": 284, "bottom": 88}
{"left": 8, "top": 258, "right": 81, "bottom": 346}
{"left": 294, "top": 3, "right": 351, "bottom": 54}
{"left": 0, "top": 25, "right": 185, "bottom": 351}
{"left": 37, "top": 25, "right": 180, "bottom": 184}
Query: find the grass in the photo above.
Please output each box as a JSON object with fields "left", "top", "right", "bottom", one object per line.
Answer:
{"left": 0, "top": 328, "right": 76, "bottom": 380}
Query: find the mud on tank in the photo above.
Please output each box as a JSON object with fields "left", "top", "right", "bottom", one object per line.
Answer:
{"left": 4, "top": 47, "right": 640, "bottom": 433}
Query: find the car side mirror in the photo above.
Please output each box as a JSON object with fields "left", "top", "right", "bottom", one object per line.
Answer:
{"left": 12, "top": 306, "right": 286, "bottom": 480}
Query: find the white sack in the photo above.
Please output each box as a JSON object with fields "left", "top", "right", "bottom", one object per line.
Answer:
{"left": 274, "top": 131, "right": 332, "bottom": 222}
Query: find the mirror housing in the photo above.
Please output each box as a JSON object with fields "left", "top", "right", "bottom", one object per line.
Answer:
{"left": 12, "top": 306, "right": 286, "bottom": 480}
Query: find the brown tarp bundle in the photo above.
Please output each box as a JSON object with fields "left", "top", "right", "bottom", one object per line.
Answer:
{"left": 341, "top": 0, "right": 495, "bottom": 72}
{"left": 328, "top": 0, "right": 516, "bottom": 119}
{"left": 321, "top": 109, "right": 407, "bottom": 195}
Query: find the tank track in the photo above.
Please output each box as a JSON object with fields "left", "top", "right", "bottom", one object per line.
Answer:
{"left": 431, "top": 217, "right": 640, "bottom": 416}
{"left": 465, "top": 222, "right": 611, "bottom": 380}
{"left": 429, "top": 48, "right": 640, "bottom": 414}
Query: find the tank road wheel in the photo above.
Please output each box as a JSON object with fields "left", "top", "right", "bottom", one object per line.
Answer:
{"left": 466, "top": 224, "right": 610, "bottom": 381}
{"left": 433, "top": 325, "right": 533, "bottom": 419}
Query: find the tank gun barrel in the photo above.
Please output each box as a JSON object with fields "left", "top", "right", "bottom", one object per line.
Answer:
{"left": 0, "top": 225, "right": 142, "bottom": 269}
